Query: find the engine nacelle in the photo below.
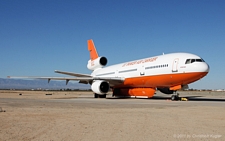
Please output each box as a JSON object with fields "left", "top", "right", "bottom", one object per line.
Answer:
{"left": 87, "top": 57, "right": 107, "bottom": 70}
{"left": 91, "top": 80, "right": 110, "bottom": 94}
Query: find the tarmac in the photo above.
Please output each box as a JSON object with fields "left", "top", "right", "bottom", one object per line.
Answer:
{"left": 0, "top": 90, "right": 225, "bottom": 141}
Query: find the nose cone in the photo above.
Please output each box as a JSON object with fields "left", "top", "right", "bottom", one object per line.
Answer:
{"left": 206, "top": 63, "right": 210, "bottom": 72}
{"left": 203, "top": 63, "right": 210, "bottom": 73}
{"left": 194, "top": 62, "right": 210, "bottom": 73}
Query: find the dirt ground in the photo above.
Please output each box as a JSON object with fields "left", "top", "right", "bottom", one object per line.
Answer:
{"left": 0, "top": 90, "right": 224, "bottom": 141}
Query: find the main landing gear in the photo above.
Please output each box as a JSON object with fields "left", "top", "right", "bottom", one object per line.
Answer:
{"left": 171, "top": 91, "right": 180, "bottom": 101}
{"left": 94, "top": 93, "right": 106, "bottom": 98}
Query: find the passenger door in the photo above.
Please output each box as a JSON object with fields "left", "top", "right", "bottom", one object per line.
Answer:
{"left": 172, "top": 58, "right": 179, "bottom": 72}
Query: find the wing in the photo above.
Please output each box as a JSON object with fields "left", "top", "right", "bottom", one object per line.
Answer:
{"left": 53, "top": 70, "right": 124, "bottom": 85}
{"left": 54, "top": 70, "right": 91, "bottom": 77}
{"left": 7, "top": 76, "right": 93, "bottom": 84}
{"left": 7, "top": 76, "right": 125, "bottom": 86}
{"left": 93, "top": 77, "right": 124, "bottom": 86}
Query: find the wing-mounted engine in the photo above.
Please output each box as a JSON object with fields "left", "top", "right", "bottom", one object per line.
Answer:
{"left": 87, "top": 56, "right": 108, "bottom": 70}
{"left": 91, "top": 80, "right": 110, "bottom": 94}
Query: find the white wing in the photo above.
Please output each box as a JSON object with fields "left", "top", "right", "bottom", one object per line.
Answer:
{"left": 8, "top": 75, "right": 124, "bottom": 86}
{"left": 54, "top": 70, "right": 91, "bottom": 77}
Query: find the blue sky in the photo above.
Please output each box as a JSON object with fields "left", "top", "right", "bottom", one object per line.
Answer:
{"left": 0, "top": 0, "right": 225, "bottom": 89}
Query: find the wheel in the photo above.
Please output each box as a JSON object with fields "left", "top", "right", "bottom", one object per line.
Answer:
{"left": 171, "top": 95, "right": 176, "bottom": 101}
{"left": 99, "top": 94, "right": 106, "bottom": 98}
{"left": 171, "top": 95, "right": 179, "bottom": 101}
{"left": 94, "top": 93, "right": 106, "bottom": 98}
{"left": 94, "top": 93, "right": 99, "bottom": 98}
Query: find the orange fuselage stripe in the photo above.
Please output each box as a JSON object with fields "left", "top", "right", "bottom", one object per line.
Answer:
{"left": 115, "top": 72, "right": 208, "bottom": 89}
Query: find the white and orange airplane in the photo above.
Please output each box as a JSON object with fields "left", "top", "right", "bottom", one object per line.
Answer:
{"left": 8, "top": 39, "right": 209, "bottom": 100}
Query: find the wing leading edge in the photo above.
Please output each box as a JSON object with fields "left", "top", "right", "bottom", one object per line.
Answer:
{"left": 54, "top": 70, "right": 91, "bottom": 77}
{"left": 53, "top": 70, "right": 125, "bottom": 85}
{"left": 8, "top": 75, "right": 125, "bottom": 86}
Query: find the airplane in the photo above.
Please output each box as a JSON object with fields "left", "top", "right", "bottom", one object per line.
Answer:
{"left": 8, "top": 39, "right": 209, "bottom": 100}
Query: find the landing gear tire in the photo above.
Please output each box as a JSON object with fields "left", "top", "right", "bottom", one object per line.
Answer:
{"left": 171, "top": 94, "right": 179, "bottom": 101}
{"left": 99, "top": 94, "right": 106, "bottom": 98}
{"left": 94, "top": 93, "right": 106, "bottom": 98}
{"left": 94, "top": 93, "right": 99, "bottom": 98}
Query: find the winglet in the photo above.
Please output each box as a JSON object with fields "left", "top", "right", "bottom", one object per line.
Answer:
{"left": 87, "top": 39, "right": 99, "bottom": 60}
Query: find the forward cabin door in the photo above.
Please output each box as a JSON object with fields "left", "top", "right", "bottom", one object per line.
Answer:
{"left": 172, "top": 58, "right": 179, "bottom": 72}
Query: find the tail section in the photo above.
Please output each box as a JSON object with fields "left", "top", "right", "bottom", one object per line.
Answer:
{"left": 88, "top": 39, "right": 99, "bottom": 60}
{"left": 87, "top": 39, "right": 108, "bottom": 70}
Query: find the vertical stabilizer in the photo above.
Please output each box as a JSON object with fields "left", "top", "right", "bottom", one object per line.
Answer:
{"left": 88, "top": 39, "right": 99, "bottom": 60}
{"left": 87, "top": 39, "right": 108, "bottom": 70}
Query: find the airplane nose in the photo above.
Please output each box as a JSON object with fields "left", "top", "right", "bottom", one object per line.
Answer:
{"left": 206, "top": 63, "right": 210, "bottom": 72}
{"left": 201, "top": 62, "right": 210, "bottom": 72}
{"left": 193, "top": 62, "right": 209, "bottom": 73}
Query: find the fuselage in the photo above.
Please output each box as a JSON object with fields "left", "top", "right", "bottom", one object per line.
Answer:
{"left": 91, "top": 53, "right": 209, "bottom": 89}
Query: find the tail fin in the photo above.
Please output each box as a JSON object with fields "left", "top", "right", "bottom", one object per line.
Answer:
{"left": 87, "top": 39, "right": 108, "bottom": 70}
{"left": 87, "top": 39, "right": 99, "bottom": 60}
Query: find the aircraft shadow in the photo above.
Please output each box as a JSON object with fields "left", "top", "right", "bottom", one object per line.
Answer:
{"left": 63, "top": 95, "right": 225, "bottom": 102}
{"left": 151, "top": 95, "right": 225, "bottom": 102}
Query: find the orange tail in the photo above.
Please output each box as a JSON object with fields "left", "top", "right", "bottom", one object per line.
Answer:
{"left": 87, "top": 39, "right": 99, "bottom": 60}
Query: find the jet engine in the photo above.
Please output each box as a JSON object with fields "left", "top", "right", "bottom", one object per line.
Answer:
{"left": 91, "top": 80, "right": 110, "bottom": 94}
{"left": 87, "top": 57, "right": 107, "bottom": 70}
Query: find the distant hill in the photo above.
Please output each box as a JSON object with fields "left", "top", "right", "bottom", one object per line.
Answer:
{"left": 0, "top": 78, "right": 90, "bottom": 90}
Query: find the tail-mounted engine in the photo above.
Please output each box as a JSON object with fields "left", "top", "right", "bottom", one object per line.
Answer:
{"left": 91, "top": 80, "right": 110, "bottom": 94}
{"left": 87, "top": 57, "right": 107, "bottom": 70}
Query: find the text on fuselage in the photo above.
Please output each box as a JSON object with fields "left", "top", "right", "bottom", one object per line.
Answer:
{"left": 122, "top": 57, "right": 158, "bottom": 67}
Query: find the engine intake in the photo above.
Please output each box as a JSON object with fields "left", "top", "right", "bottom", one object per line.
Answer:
{"left": 87, "top": 57, "right": 108, "bottom": 70}
{"left": 91, "top": 80, "right": 110, "bottom": 94}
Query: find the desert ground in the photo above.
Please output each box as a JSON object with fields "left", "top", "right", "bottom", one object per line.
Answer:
{"left": 0, "top": 90, "right": 225, "bottom": 141}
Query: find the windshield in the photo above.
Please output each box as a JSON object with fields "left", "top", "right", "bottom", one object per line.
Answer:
{"left": 185, "top": 58, "right": 205, "bottom": 64}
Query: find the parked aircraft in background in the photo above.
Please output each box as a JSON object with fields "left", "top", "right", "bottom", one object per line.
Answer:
{"left": 8, "top": 39, "right": 209, "bottom": 100}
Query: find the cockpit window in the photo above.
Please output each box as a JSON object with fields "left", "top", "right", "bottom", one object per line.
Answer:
{"left": 196, "top": 59, "right": 202, "bottom": 62}
{"left": 185, "top": 59, "right": 191, "bottom": 64}
{"left": 191, "top": 59, "right": 195, "bottom": 63}
{"left": 185, "top": 58, "right": 205, "bottom": 64}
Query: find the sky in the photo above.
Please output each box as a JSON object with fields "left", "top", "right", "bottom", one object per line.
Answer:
{"left": 0, "top": 0, "right": 225, "bottom": 89}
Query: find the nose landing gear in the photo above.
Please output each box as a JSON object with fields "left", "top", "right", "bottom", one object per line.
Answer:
{"left": 171, "top": 92, "right": 180, "bottom": 101}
